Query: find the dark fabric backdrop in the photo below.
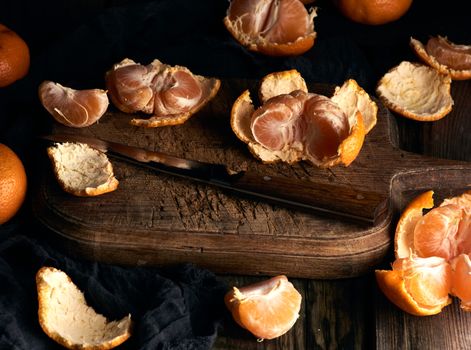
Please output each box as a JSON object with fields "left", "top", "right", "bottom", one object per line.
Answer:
{"left": 0, "top": 0, "right": 469, "bottom": 349}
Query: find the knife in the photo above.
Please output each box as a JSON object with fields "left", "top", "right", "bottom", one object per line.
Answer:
{"left": 40, "top": 133, "right": 390, "bottom": 225}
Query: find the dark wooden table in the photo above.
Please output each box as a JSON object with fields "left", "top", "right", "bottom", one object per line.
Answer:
{"left": 3, "top": 1, "right": 470, "bottom": 349}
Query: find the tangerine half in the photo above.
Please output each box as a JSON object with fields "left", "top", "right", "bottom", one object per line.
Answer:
{"left": 224, "top": 0, "right": 317, "bottom": 56}
{"left": 225, "top": 275, "right": 302, "bottom": 340}
{"left": 377, "top": 190, "right": 471, "bottom": 316}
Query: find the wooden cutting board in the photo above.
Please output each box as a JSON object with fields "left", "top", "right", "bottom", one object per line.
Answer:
{"left": 32, "top": 80, "right": 471, "bottom": 279}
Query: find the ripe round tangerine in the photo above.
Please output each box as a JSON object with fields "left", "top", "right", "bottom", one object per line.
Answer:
{"left": 333, "top": 0, "right": 413, "bottom": 25}
{"left": 0, "top": 23, "right": 30, "bottom": 88}
{"left": 0, "top": 144, "right": 27, "bottom": 224}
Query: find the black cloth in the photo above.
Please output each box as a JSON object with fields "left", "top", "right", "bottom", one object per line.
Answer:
{"left": 0, "top": 232, "right": 227, "bottom": 350}
{"left": 1, "top": 0, "right": 470, "bottom": 349}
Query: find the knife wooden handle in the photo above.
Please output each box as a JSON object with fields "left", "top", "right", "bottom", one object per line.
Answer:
{"left": 229, "top": 171, "right": 390, "bottom": 225}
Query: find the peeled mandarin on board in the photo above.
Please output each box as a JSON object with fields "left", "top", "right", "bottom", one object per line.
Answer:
{"left": 0, "top": 23, "right": 30, "bottom": 87}
{"left": 332, "top": 0, "right": 413, "bottom": 25}
{"left": 223, "top": 0, "right": 317, "bottom": 56}
{"left": 105, "top": 58, "right": 220, "bottom": 127}
{"left": 376, "top": 190, "right": 471, "bottom": 315}
{"left": 231, "top": 69, "right": 377, "bottom": 167}
{"left": 0, "top": 144, "right": 27, "bottom": 225}
{"left": 225, "top": 275, "right": 302, "bottom": 340}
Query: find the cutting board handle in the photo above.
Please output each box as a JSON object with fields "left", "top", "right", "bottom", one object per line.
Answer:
{"left": 229, "top": 170, "right": 390, "bottom": 225}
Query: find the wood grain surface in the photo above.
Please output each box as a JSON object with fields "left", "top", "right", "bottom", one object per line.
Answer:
{"left": 33, "top": 80, "right": 471, "bottom": 281}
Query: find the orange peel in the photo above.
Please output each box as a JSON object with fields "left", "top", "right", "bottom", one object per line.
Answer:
{"left": 376, "top": 61, "right": 453, "bottom": 122}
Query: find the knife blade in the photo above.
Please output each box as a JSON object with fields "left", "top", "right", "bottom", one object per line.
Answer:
{"left": 40, "top": 133, "right": 390, "bottom": 225}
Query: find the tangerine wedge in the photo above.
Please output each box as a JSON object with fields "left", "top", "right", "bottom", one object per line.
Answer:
{"left": 39, "top": 81, "right": 109, "bottom": 128}
{"left": 225, "top": 275, "right": 302, "bottom": 340}
{"left": 450, "top": 254, "right": 471, "bottom": 311}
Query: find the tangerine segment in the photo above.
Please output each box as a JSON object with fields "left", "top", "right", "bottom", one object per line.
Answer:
{"left": 225, "top": 275, "right": 302, "bottom": 340}
{"left": 105, "top": 60, "right": 156, "bottom": 113}
{"left": 413, "top": 204, "right": 463, "bottom": 261}
{"left": 450, "top": 254, "right": 471, "bottom": 311}
{"left": 441, "top": 192, "right": 471, "bottom": 255}
{"left": 303, "top": 94, "right": 349, "bottom": 161}
{"left": 376, "top": 255, "right": 452, "bottom": 316}
{"left": 394, "top": 191, "right": 435, "bottom": 259}
{"left": 38, "top": 81, "right": 109, "bottom": 128}
{"left": 251, "top": 96, "right": 301, "bottom": 151}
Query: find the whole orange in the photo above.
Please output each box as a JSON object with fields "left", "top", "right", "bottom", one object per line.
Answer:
{"left": 0, "top": 23, "right": 30, "bottom": 88}
{"left": 333, "top": 0, "right": 413, "bottom": 25}
{"left": 0, "top": 144, "right": 27, "bottom": 224}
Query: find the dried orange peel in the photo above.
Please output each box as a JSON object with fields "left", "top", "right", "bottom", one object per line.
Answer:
{"left": 376, "top": 190, "right": 471, "bottom": 315}
{"left": 231, "top": 69, "right": 377, "bottom": 167}
{"left": 376, "top": 61, "right": 453, "bottom": 122}
{"left": 223, "top": 0, "right": 317, "bottom": 56}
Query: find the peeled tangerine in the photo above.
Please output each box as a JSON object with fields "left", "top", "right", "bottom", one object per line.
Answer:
{"left": 411, "top": 36, "right": 471, "bottom": 80}
{"left": 225, "top": 275, "right": 302, "bottom": 340}
{"left": 39, "top": 81, "right": 109, "bottom": 127}
{"left": 105, "top": 58, "right": 220, "bottom": 127}
{"left": 224, "top": 0, "right": 317, "bottom": 56}
{"left": 231, "top": 69, "right": 378, "bottom": 168}
{"left": 376, "top": 190, "right": 471, "bottom": 315}
{"left": 376, "top": 61, "right": 453, "bottom": 122}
